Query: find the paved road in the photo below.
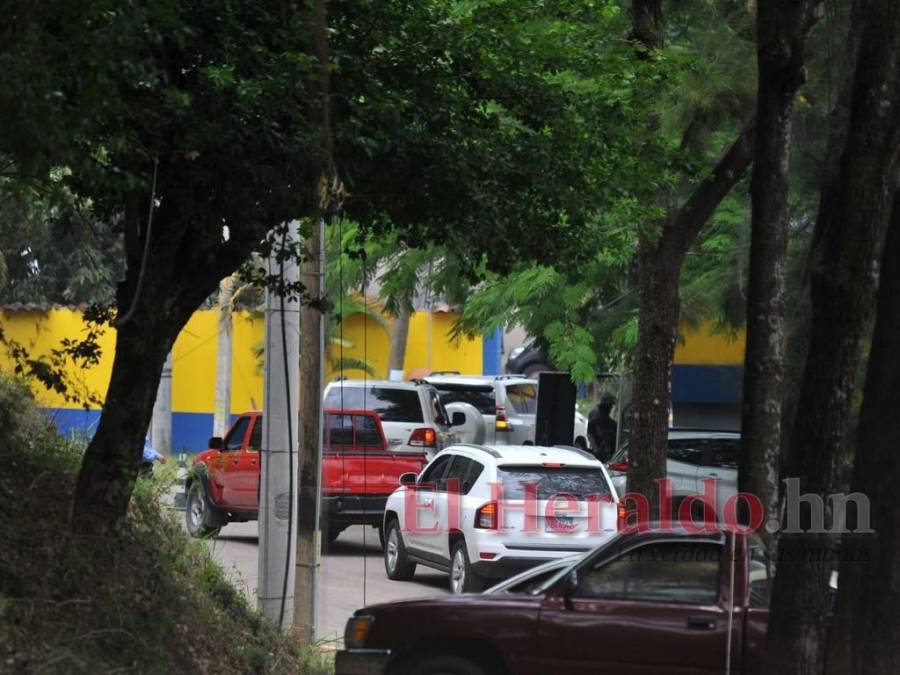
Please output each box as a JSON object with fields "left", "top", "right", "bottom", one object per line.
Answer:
{"left": 203, "top": 522, "right": 449, "bottom": 644}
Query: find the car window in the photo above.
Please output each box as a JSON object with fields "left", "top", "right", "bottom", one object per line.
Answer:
{"left": 419, "top": 454, "right": 453, "bottom": 488}
{"left": 464, "top": 460, "right": 485, "bottom": 494}
{"left": 505, "top": 383, "right": 537, "bottom": 414}
{"left": 224, "top": 416, "right": 250, "bottom": 452}
{"left": 444, "top": 456, "right": 472, "bottom": 493}
{"left": 324, "top": 385, "right": 424, "bottom": 423}
{"left": 577, "top": 542, "right": 722, "bottom": 605}
{"left": 498, "top": 467, "right": 611, "bottom": 501}
{"left": 434, "top": 384, "right": 496, "bottom": 415}
{"left": 707, "top": 439, "right": 739, "bottom": 470}
{"left": 748, "top": 537, "right": 773, "bottom": 608}
{"left": 248, "top": 416, "right": 262, "bottom": 453}
{"left": 354, "top": 414, "right": 383, "bottom": 447}
{"left": 666, "top": 439, "right": 709, "bottom": 466}
{"left": 326, "top": 413, "right": 354, "bottom": 446}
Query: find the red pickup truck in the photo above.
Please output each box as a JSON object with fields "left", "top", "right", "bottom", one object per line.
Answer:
{"left": 184, "top": 409, "right": 428, "bottom": 543}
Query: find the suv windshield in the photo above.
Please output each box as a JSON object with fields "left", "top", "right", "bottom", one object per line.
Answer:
{"left": 498, "top": 466, "right": 611, "bottom": 500}
{"left": 505, "top": 383, "right": 537, "bottom": 414}
{"left": 434, "top": 384, "right": 496, "bottom": 415}
{"left": 324, "top": 385, "right": 424, "bottom": 423}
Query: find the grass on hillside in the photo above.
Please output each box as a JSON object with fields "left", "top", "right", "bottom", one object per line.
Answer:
{"left": 0, "top": 376, "right": 332, "bottom": 674}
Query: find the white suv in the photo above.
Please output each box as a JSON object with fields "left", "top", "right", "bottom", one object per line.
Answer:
{"left": 423, "top": 373, "right": 592, "bottom": 451}
{"left": 382, "top": 444, "right": 619, "bottom": 594}
{"left": 606, "top": 430, "right": 740, "bottom": 519}
{"left": 323, "top": 379, "right": 457, "bottom": 459}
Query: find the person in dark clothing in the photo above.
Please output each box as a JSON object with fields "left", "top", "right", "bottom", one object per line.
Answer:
{"left": 588, "top": 396, "right": 618, "bottom": 462}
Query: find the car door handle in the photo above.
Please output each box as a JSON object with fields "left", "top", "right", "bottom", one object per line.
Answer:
{"left": 686, "top": 616, "right": 716, "bottom": 630}
{"left": 250, "top": 459, "right": 257, "bottom": 466}
{"left": 232, "top": 459, "right": 239, "bottom": 466}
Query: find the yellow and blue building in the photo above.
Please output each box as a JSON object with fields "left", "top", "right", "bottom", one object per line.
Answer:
{"left": 0, "top": 305, "right": 745, "bottom": 450}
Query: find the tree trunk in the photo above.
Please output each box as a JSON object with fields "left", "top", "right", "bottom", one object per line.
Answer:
{"left": 625, "top": 125, "right": 757, "bottom": 514}
{"left": 71, "top": 309, "right": 180, "bottom": 533}
{"left": 628, "top": 236, "right": 680, "bottom": 516}
{"left": 294, "top": 0, "right": 332, "bottom": 642}
{"left": 387, "top": 302, "right": 411, "bottom": 379}
{"left": 740, "top": 0, "right": 822, "bottom": 551}
{"left": 625, "top": 0, "right": 756, "bottom": 516}
{"left": 295, "top": 224, "right": 324, "bottom": 642}
{"left": 766, "top": 2, "right": 900, "bottom": 671}
{"left": 827, "top": 191, "right": 900, "bottom": 674}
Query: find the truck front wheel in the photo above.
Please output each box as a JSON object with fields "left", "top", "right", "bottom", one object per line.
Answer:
{"left": 185, "top": 482, "right": 223, "bottom": 538}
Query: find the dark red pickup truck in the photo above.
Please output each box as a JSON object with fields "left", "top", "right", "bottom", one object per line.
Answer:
{"left": 336, "top": 527, "right": 774, "bottom": 675}
{"left": 185, "top": 409, "right": 427, "bottom": 542}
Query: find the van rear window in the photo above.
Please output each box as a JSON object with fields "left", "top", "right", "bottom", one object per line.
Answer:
{"left": 325, "top": 386, "right": 423, "bottom": 423}
{"left": 435, "top": 384, "right": 496, "bottom": 415}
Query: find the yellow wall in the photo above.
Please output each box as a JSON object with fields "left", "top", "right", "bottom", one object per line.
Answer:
{"left": 675, "top": 323, "right": 745, "bottom": 366}
{"left": 325, "top": 309, "right": 483, "bottom": 381}
{"left": 0, "top": 308, "right": 744, "bottom": 413}
{"left": 0, "top": 308, "right": 116, "bottom": 408}
{"left": 0, "top": 306, "right": 483, "bottom": 412}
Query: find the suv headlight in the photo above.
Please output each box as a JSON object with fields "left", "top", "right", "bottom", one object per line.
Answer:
{"left": 344, "top": 614, "right": 375, "bottom": 648}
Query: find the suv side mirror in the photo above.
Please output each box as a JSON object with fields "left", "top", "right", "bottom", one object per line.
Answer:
{"left": 451, "top": 411, "right": 466, "bottom": 427}
{"left": 208, "top": 436, "right": 224, "bottom": 450}
{"left": 399, "top": 472, "right": 418, "bottom": 486}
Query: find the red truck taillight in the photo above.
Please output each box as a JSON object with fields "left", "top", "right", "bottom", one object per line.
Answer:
{"left": 408, "top": 428, "right": 437, "bottom": 447}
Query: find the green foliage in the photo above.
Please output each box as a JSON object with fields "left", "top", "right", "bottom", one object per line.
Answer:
{"left": 0, "top": 377, "right": 331, "bottom": 673}
{"left": 0, "top": 180, "right": 122, "bottom": 306}
{"left": 330, "top": 0, "right": 667, "bottom": 276}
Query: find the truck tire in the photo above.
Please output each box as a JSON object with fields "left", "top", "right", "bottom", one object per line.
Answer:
{"left": 185, "top": 481, "right": 223, "bottom": 538}
{"left": 384, "top": 517, "right": 416, "bottom": 581}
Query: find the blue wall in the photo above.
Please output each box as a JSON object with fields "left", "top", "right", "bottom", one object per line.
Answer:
{"left": 43, "top": 408, "right": 221, "bottom": 454}
{"left": 482, "top": 328, "right": 503, "bottom": 376}
{"left": 671, "top": 365, "right": 743, "bottom": 405}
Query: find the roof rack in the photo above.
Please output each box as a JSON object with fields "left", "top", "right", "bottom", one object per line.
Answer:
{"left": 428, "top": 370, "right": 461, "bottom": 376}
{"left": 451, "top": 443, "right": 502, "bottom": 458}
{"left": 493, "top": 374, "right": 531, "bottom": 381}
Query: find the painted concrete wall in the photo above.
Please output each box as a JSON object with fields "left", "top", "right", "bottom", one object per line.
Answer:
{"left": 1, "top": 306, "right": 483, "bottom": 452}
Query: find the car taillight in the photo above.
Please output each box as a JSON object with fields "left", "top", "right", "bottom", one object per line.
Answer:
{"left": 408, "top": 428, "right": 437, "bottom": 447}
{"left": 607, "top": 461, "right": 629, "bottom": 473}
{"left": 617, "top": 501, "right": 627, "bottom": 530}
{"left": 475, "top": 501, "right": 498, "bottom": 529}
{"left": 495, "top": 406, "right": 512, "bottom": 432}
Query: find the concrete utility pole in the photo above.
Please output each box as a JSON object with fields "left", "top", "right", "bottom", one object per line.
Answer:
{"left": 294, "top": 219, "right": 325, "bottom": 641}
{"left": 258, "top": 221, "right": 301, "bottom": 629}
{"left": 213, "top": 275, "right": 235, "bottom": 438}
{"left": 150, "top": 351, "right": 173, "bottom": 455}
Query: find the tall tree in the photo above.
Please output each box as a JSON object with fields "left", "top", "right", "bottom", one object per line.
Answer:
{"left": 295, "top": 0, "right": 333, "bottom": 642}
{"left": 739, "top": 0, "right": 823, "bottom": 548}
{"left": 766, "top": 0, "right": 900, "bottom": 670}
{"left": 827, "top": 191, "right": 900, "bottom": 674}
{"left": 626, "top": 0, "right": 755, "bottom": 515}
{"left": 1, "top": 1, "right": 327, "bottom": 534}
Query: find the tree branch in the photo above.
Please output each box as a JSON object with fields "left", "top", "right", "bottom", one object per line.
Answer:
{"left": 669, "top": 119, "right": 756, "bottom": 254}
